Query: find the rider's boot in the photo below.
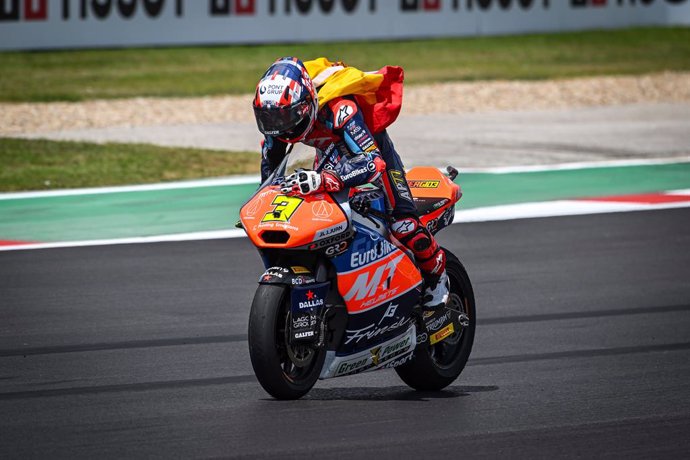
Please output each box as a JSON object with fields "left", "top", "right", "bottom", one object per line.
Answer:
{"left": 422, "top": 270, "right": 450, "bottom": 310}
{"left": 390, "top": 215, "right": 449, "bottom": 310}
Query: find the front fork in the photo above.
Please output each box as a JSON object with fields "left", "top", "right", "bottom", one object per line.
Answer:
{"left": 258, "top": 261, "right": 334, "bottom": 349}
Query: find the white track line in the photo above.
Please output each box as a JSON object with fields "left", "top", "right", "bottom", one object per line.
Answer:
{"left": 0, "top": 176, "right": 261, "bottom": 200}
{"left": 454, "top": 199, "right": 690, "bottom": 223}
{"left": 457, "top": 156, "right": 690, "bottom": 174}
{"left": 0, "top": 229, "right": 246, "bottom": 251}
{"left": 2, "top": 157, "right": 689, "bottom": 201}
{"left": 2, "top": 198, "right": 689, "bottom": 252}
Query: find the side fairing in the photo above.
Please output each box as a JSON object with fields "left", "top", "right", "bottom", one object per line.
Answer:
{"left": 331, "top": 220, "right": 423, "bottom": 355}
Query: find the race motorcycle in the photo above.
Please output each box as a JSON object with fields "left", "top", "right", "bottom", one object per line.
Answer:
{"left": 239, "top": 158, "right": 475, "bottom": 400}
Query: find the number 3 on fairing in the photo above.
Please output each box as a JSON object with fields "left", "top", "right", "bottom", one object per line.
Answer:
{"left": 262, "top": 195, "right": 304, "bottom": 222}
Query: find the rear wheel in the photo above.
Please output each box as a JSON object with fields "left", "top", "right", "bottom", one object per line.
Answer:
{"left": 395, "top": 250, "right": 476, "bottom": 391}
{"left": 247, "top": 284, "right": 326, "bottom": 400}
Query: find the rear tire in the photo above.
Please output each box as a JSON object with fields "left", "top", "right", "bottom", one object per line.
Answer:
{"left": 395, "top": 249, "right": 476, "bottom": 391}
{"left": 247, "top": 284, "right": 326, "bottom": 400}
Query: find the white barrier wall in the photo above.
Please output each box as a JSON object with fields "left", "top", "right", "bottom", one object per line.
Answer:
{"left": 0, "top": 0, "right": 688, "bottom": 51}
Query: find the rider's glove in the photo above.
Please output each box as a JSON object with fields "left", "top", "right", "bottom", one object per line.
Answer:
{"left": 280, "top": 170, "right": 343, "bottom": 195}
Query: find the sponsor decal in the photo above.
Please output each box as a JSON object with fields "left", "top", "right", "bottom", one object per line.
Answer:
{"left": 260, "top": 266, "right": 289, "bottom": 281}
{"left": 400, "top": 0, "right": 440, "bottom": 12}
{"left": 269, "top": 0, "right": 373, "bottom": 16}
{"left": 334, "top": 331, "right": 414, "bottom": 377}
{"left": 379, "top": 352, "right": 413, "bottom": 369}
{"left": 294, "top": 330, "right": 315, "bottom": 339}
{"left": 389, "top": 169, "right": 406, "bottom": 186}
{"left": 307, "top": 229, "right": 354, "bottom": 250}
{"left": 344, "top": 254, "right": 404, "bottom": 302}
{"left": 408, "top": 180, "right": 441, "bottom": 189}
{"left": 321, "top": 173, "right": 342, "bottom": 192}
{"left": 433, "top": 199, "right": 449, "bottom": 210}
{"left": 243, "top": 197, "right": 263, "bottom": 218}
{"left": 336, "top": 356, "right": 369, "bottom": 376}
{"left": 291, "top": 282, "right": 328, "bottom": 305}
{"left": 370, "top": 346, "right": 382, "bottom": 365}
{"left": 429, "top": 323, "right": 454, "bottom": 345}
{"left": 442, "top": 207, "right": 454, "bottom": 226}
{"left": 292, "top": 314, "right": 313, "bottom": 328}
{"left": 347, "top": 124, "right": 362, "bottom": 135}
{"left": 0, "top": 0, "right": 192, "bottom": 22}
{"left": 391, "top": 219, "right": 415, "bottom": 235}
{"left": 379, "top": 302, "right": 398, "bottom": 325}
{"left": 334, "top": 100, "right": 357, "bottom": 128}
{"left": 7, "top": 1, "right": 688, "bottom": 54}
{"left": 349, "top": 129, "right": 373, "bottom": 152}
{"left": 426, "top": 217, "right": 439, "bottom": 234}
{"left": 425, "top": 311, "right": 452, "bottom": 332}
{"left": 389, "top": 170, "right": 413, "bottom": 201}
{"left": 361, "top": 139, "right": 376, "bottom": 152}
{"left": 382, "top": 335, "right": 411, "bottom": 355}
{"left": 325, "top": 240, "right": 349, "bottom": 256}
{"left": 262, "top": 195, "right": 303, "bottom": 223}
{"left": 291, "top": 266, "right": 310, "bottom": 274}
{"left": 298, "top": 289, "right": 325, "bottom": 310}
{"left": 312, "top": 201, "right": 334, "bottom": 220}
{"left": 314, "top": 222, "right": 346, "bottom": 241}
{"left": 260, "top": 82, "right": 288, "bottom": 96}
{"left": 257, "top": 221, "right": 299, "bottom": 232}
{"left": 350, "top": 239, "right": 397, "bottom": 269}
{"left": 340, "top": 166, "right": 369, "bottom": 182}
{"left": 344, "top": 317, "right": 410, "bottom": 345}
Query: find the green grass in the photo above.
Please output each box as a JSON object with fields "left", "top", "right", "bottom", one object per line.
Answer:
{"left": 0, "top": 138, "right": 260, "bottom": 191}
{"left": 1, "top": 27, "right": 689, "bottom": 102}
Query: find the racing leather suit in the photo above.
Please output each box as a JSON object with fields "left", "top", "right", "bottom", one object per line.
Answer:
{"left": 260, "top": 96, "right": 446, "bottom": 278}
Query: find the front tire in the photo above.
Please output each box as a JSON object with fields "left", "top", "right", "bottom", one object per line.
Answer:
{"left": 395, "top": 249, "right": 476, "bottom": 391}
{"left": 248, "top": 284, "right": 326, "bottom": 400}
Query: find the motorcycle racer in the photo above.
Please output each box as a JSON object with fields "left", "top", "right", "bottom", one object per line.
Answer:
{"left": 253, "top": 57, "right": 449, "bottom": 309}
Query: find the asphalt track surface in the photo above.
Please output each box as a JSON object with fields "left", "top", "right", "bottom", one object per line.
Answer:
{"left": 2, "top": 209, "right": 690, "bottom": 459}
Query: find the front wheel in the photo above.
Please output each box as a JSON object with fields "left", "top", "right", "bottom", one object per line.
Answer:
{"left": 395, "top": 249, "right": 476, "bottom": 391}
{"left": 247, "top": 284, "right": 326, "bottom": 400}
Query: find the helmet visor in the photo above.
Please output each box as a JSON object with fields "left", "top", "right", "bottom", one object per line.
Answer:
{"left": 254, "top": 99, "right": 311, "bottom": 137}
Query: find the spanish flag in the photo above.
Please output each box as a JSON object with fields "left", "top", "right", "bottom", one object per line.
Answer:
{"left": 304, "top": 57, "right": 404, "bottom": 134}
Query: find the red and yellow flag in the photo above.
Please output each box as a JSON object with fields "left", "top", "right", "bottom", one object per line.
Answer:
{"left": 304, "top": 57, "right": 404, "bottom": 134}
